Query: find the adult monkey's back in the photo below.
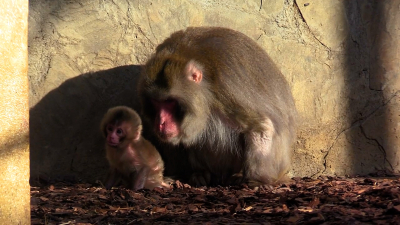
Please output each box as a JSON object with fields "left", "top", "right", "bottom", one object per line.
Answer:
{"left": 139, "top": 27, "right": 297, "bottom": 187}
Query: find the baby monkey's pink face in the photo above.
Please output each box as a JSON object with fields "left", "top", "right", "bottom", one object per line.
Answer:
{"left": 106, "top": 122, "right": 128, "bottom": 147}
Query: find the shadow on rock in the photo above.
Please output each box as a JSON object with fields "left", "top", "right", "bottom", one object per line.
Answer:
{"left": 30, "top": 65, "right": 142, "bottom": 185}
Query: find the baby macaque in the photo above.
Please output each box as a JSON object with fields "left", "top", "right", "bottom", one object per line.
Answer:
{"left": 100, "top": 106, "right": 169, "bottom": 190}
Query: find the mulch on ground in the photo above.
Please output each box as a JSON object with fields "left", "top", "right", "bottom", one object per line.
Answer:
{"left": 31, "top": 176, "right": 400, "bottom": 224}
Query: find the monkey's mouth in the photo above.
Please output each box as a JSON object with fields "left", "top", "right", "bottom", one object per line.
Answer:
{"left": 155, "top": 116, "right": 180, "bottom": 139}
{"left": 155, "top": 125, "right": 180, "bottom": 140}
{"left": 107, "top": 141, "right": 119, "bottom": 147}
{"left": 157, "top": 131, "right": 176, "bottom": 140}
{"left": 157, "top": 132, "right": 181, "bottom": 145}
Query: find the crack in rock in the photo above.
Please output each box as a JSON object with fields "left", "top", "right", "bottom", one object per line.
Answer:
{"left": 322, "top": 91, "right": 399, "bottom": 174}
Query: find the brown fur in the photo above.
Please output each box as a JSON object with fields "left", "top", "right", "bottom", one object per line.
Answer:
{"left": 101, "top": 106, "right": 169, "bottom": 190}
{"left": 138, "top": 27, "right": 297, "bottom": 187}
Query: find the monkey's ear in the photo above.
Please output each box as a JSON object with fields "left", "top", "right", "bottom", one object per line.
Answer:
{"left": 134, "top": 125, "right": 143, "bottom": 141}
{"left": 185, "top": 60, "right": 203, "bottom": 83}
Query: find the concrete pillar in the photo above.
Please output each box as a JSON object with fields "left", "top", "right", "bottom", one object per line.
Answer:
{"left": 0, "top": 0, "right": 30, "bottom": 224}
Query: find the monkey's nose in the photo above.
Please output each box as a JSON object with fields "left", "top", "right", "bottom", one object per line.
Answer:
{"left": 159, "top": 122, "right": 165, "bottom": 130}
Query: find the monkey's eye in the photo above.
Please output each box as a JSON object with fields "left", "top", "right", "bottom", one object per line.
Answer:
{"left": 164, "top": 98, "right": 176, "bottom": 105}
{"left": 151, "top": 99, "right": 160, "bottom": 106}
{"left": 116, "top": 128, "right": 124, "bottom": 136}
{"left": 106, "top": 124, "right": 114, "bottom": 132}
{"left": 151, "top": 98, "right": 176, "bottom": 105}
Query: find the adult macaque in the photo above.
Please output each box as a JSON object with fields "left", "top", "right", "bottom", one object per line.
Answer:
{"left": 100, "top": 106, "right": 169, "bottom": 190}
{"left": 139, "top": 27, "right": 297, "bottom": 187}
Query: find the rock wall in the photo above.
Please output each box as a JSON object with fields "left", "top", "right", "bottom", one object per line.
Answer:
{"left": 28, "top": 0, "right": 400, "bottom": 183}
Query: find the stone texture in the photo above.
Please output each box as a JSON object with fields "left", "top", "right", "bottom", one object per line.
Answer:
{"left": 28, "top": 0, "right": 400, "bottom": 183}
{"left": 0, "top": 0, "right": 30, "bottom": 223}
{"left": 296, "top": 0, "right": 349, "bottom": 50}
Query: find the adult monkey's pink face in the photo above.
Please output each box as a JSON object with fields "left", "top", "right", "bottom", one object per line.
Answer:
{"left": 141, "top": 58, "right": 206, "bottom": 146}
{"left": 151, "top": 99, "right": 179, "bottom": 140}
